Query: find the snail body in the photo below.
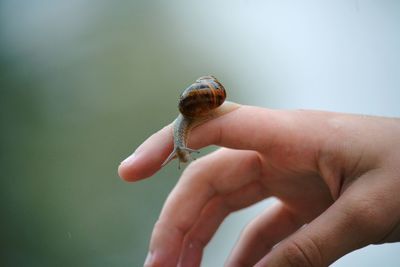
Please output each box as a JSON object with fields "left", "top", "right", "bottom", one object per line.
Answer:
{"left": 162, "top": 76, "right": 227, "bottom": 168}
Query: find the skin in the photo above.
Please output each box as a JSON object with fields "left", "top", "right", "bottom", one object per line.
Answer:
{"left": 118, "top": 104, "right": 400, "bottom": 267}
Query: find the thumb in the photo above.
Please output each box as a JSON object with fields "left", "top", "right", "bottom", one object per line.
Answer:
{"left": 256, "top": 179, "right": 391, "bottom": 267}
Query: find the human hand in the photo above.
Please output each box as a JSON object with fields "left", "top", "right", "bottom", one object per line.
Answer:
{"left": 118, "top": 105, "right": 400, "bottom": 267}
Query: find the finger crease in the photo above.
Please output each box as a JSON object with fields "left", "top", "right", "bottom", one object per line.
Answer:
{"left": 291, "top": 239, "right": 316, "bottom": 267}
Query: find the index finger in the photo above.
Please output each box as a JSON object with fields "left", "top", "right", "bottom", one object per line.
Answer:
{"left": 118, "top": 104, "right": 278, "bottom": 181}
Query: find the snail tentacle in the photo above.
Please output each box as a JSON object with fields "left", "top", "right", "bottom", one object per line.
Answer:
{"left": 161, "top": 146, "right": 200, "bottom": 169}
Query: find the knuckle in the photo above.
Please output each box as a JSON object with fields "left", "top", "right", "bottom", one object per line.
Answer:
{"left": 180, "top": 160, "right": 207, "bottom": 183}
{"left": 184, "top": 159, "right": 201, "bottom": 173}
{"left": 345, "top": 197, "right": 384, "bottom": 236}
{"left": 355, "top": 203, "right": 380, "bottom": 228}
{"left": 183, "top": 156, "right": 208, "bottom": 176}
{"left": 280, "top": 237, "right": 322, "bottom": 267}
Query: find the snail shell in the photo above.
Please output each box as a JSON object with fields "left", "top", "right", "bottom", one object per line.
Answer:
{"left": 178, "top": 76, "right": 226, "bottom": 118}
{"left": 162, "top": 75, "right": 228, "bottom": 168}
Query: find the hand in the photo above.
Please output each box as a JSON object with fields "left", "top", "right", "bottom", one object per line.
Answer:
{"left": 118, "top": 105, "right": 400, "bottom": 267}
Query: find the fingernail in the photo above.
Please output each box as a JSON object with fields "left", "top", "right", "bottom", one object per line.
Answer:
{"left": 143, "top": 251, "right": 153, "bottom": 267}
{"left": 120, "top": 152, "right": 136, "bottom": 166}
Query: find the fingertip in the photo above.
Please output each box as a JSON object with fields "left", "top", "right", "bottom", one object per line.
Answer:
{"left": 118, "top": 125, "right": 174, "bottom": 182}
{"left": 118, "top": 153, "right": 141, "bottom": 181}
{"left": 118, "top": 152, "right": 161, "bottom": 182}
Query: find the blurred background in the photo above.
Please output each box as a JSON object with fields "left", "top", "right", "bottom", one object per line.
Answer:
{"left": 1, "top": 1, "right": 399, "bottom": 266}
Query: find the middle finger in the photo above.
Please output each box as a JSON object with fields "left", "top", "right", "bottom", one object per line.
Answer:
{"left": 146, "top": 148, "right": 264, "bottom": 267}
{"left": 178, "top": 180, "right": 269, "bottom": 267}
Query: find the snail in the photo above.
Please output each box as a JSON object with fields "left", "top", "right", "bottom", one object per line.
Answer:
{"left": 162, "top": 75, "right": 238, "bottom": 168}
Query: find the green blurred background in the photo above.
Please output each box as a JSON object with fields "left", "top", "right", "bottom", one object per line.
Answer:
{"left": 1, "top": 1, "right": 400, "bottom": 266}
{"left": 0, "top": 1, "right": 251, "bottom": 266}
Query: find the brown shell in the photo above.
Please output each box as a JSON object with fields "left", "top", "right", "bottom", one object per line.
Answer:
{"left": 178, "top": 76, "right": 226, "bottom": 118}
